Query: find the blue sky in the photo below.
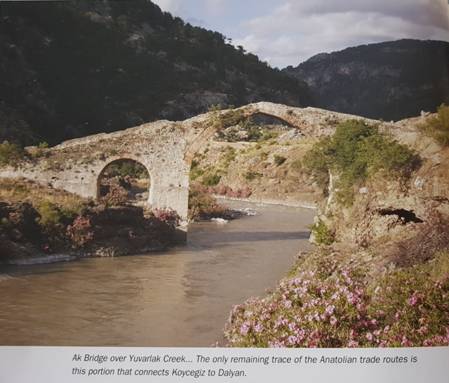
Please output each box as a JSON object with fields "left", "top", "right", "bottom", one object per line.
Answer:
{"left": 153, "top": 0, "right": 449, "bottom": 68}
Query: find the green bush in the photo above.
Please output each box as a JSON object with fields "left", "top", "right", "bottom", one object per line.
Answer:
{"left": 190, "top": 158, "right": 206, "bottom": 181}
{"left": 0, "top": 141, "right": 26, "bottom": 166}
{"left": 220, "top": 147, "right": 236, "bottom": 168}
{"left": 35, "top": 200, "right": 72, "bottom": 237}
{"left": 419, "top": 104, "right": 449, "bottom": 146}
{"left": 103, "top": 160, "right": 148, "bottom": 179}
{"left": 244, "top": 171, "right": 262, "bottom": 181}
{"left": 274, "top": 155, "right": 286, "bottom": 166}
{"left": 303, "top": 120, "right": 419, "bottom": 204}
{"left": 261, "top": 131, "right": 279, "bottom": 141}
{"left": 310, "top": 219, "right": 335, "bottom": 245}
{"left": 188, "top": 183, "right": 227, "bottom": 221}
{"left": 210, "top": 109, "right": 245, "bottom": 132}
{"left": 202, "top": 172, "right": 221, "bottom": 186}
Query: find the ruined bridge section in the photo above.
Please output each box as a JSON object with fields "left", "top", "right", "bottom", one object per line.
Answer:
{"left": 0, "top": 102, "right": 381, "bottom": 223}
{"left": 183, "top": 102, "right": 383, "bottom": 161}
{"left": 0, "top": 120, "right": 192, "bottom": 221}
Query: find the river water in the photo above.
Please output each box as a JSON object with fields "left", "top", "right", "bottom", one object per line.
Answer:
{"left": 0, "top": 201, "right": 315, "bottom": 347}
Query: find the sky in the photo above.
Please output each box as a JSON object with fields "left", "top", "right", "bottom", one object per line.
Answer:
{"left": 152, "top": 0, "right": 449, "bottom": 68}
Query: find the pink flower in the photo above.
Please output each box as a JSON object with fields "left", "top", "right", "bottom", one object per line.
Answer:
{"left": 240, "top": 322, "right": 250, "bottom": 335}
{"left": 348, "top": 340, "right": 359, "bottom": 348}
{"left": 418, "top": 326, "right": 428, "bottom": 335}
{"left": 401, "top": 336, "right": 412, "bottom": 347}
{"left": 325, "top": 305, "right": 336, "bottom": 316}
{"left": 366, "top": 332, "right": 374, "bottom": 341}
{"left": 408, "top": 292, "right": 422, "bottom": 306}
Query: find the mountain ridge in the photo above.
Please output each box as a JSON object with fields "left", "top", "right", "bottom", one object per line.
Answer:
{"left": 283, "top": 39, "right": 449, "bottom": 121}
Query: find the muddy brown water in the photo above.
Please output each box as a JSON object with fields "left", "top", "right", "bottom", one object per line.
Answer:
{"left": 0, "top": 201, "right": 315, "bottom": 347}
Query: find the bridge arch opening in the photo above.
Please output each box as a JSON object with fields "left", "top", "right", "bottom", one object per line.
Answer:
{"left": 97, "top": 159, "right": 151, "bottom": 206}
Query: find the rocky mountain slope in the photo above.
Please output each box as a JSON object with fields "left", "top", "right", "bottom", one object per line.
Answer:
{"left": 284, "top": 39, "right": 449, "bottom": 121}
{"left": 0, "top": 0, "right": 311, "bottom": 145}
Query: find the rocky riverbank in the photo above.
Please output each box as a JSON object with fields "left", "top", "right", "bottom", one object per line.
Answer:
{"left": 0, "top": 198, "right": 180, "bottom": 265}
{"left": 0, "top": 178, "right": 240, "bottom": 265}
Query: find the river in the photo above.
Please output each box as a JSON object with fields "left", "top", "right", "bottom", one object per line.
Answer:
{"left": 0, "top": 200, "right": 315, "bottom": 347}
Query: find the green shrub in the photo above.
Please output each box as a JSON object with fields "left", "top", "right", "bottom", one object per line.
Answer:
{"left": 310, "top": 220, "right": 335, "bottom": 245}
{"left": 274, "top": 155, "right": 286, "bottom": 166}
{"left": 303, "top": 120, "right": 419, "bottom": 204}
{"left": 419, "top": 104, "right": 449, "bottom": 146}
{"left": 210, "top": 109, "right": 245, "bottom": 132}
{"left": 244, "top": 171, "right": 262, "bottom": 181}
{"left": 220, "top": 147, "right": 236, "bottom": 168}
{"left": 188, "top": 183, "right": 227, "bottom": 221}
{"left": 202, "top": 172, "right": 221, "bottom": 186}
{"left": 103, "top": 160, "right": 148, "bottom": 179}
{"left": 190, "top": 158, "right": 206, "bottom": 181}
{"left": 35, "top": 201, "right": 69, "bottom": 236}
{"left": 0, "top": 141, "right": 26, "bottom": 166}
{"left": 261, "top": 131, "right": 279, "bottom": 141}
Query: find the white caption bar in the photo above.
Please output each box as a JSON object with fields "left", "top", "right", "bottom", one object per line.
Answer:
{"left": 0, "top": 346, "right": 448, "bottom": 382}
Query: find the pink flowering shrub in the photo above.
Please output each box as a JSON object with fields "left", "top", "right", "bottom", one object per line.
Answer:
{"left": 66, "top": 216, "right": 94, "bottom": 247}
{"left": 224, "top": 252, "right": 449, "bottom": 348}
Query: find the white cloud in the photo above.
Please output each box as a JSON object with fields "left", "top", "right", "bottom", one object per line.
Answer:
{"left": 153, "top": 0, "right": 449, "bottom": 67}
{"left": 153, "top": 0, "right": 227, "bottom": 17}
{"left": 234, "top": 0, "right": 449, "bottom": 67}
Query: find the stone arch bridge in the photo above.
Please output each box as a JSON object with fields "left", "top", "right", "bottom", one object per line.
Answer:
{"left": 0, "top": 102, "right": 377, "bottom": 223}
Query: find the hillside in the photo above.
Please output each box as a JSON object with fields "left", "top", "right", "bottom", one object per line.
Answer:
{"left": 284, "top": 39, "right": 449, "bottom": 121}
{"left": 0, "top": 0, "right": 311, "bottom": 145}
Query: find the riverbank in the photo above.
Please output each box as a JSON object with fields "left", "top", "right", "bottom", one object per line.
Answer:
{"left": 0, "top": 198, "right": 180, "bottom": 265}
{"left": 0, "top": 179, "right": 254, "bottom": 266}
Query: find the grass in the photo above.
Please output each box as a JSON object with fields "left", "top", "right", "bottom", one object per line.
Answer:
{"left": 0, "top": 178, "right": 88, "bottom": 216}
{"left": 0, "top": 141, "right": 26, "bottom": 166}
{"left": 419, "top": 104, "right": 449, "bottom": 146}
{"left": 219, "top": 147, "right": 237, "bottom": 169}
